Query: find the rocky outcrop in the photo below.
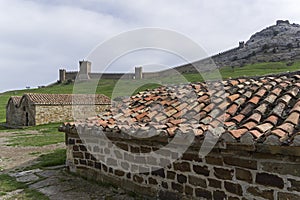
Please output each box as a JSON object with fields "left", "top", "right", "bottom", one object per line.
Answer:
{"left": 211, "top": 20, "right": 300, "bottom": 67}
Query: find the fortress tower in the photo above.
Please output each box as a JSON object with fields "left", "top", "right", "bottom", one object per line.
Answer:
{"left": 135, "top": 66, "right": 143, "bottom": 80}
{"left": 59, "top": 69, "right": 66, "bottom": 82}
{"left": 239, "top": 41, "right": 245, "bottom": 48}
{"left": 78, "top": 60, "right": 91, "bottom": 80}
{"left": 276, "top": 20, "right": 290, "bottom": 25}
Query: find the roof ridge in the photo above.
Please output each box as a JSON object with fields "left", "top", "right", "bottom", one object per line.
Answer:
{"left": 8, "top": 93, "right": 111, "bottom": 106}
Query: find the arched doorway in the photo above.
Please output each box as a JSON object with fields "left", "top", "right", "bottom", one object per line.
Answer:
{"left": 25, "top": 112, "right": 29, "bottom": 126}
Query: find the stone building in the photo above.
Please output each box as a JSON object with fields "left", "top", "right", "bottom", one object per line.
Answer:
{"left": 60, "top": 73, "right": 300, "bottom": 199}
{"left": 6, "top": 93, "right": 110, "bottom": 127}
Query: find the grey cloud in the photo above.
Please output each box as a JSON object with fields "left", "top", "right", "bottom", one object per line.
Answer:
{"left": 1, "top": 0, "right": 300, "bottom": 92}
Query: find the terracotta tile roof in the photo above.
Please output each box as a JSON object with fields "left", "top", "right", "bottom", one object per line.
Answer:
{"left": 9, "top": 96, "right": 22, "bottom": 106}
{"left": 22, "top": 93, "right": 110, "bottom": 105}
{"left": 70, "top": 74, "right": 300, "bottom": 146}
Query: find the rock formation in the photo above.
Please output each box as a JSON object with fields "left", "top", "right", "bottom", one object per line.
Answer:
{"left": 211, "top": 20, "right": 300, "bottom": 67}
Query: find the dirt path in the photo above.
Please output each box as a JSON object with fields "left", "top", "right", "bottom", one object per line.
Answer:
{"left": 0, "top": 131, "right": 65, "bottom": 172}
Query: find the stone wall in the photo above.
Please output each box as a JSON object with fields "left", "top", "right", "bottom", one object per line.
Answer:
{"left": 6, "top": 101, "right": 23, "bottom": 126}
{"left": 6, "top": 97, "right": 36, "bottom": 126}
{"left": 35, "top": 105, "right": 109, "bottom": 125}
{"left": 63, "top": 60, "right": 214, "bottom": 82}
{"left": 61, "top": 125, "right": 300, "bottom": 200}
{"left": 65, "top": 71, "right": 78, "bottom": 81}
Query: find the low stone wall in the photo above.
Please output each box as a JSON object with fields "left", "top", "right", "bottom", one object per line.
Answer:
{"left": 35, "top": 105, "right": 109, "bottom": 125}
{"left": 60, "top": 125, "right": 300, "bottom": 200}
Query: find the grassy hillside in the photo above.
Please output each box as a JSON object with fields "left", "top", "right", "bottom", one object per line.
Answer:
{"left": 0, "top": 61, "right": 299, "bottom": 123}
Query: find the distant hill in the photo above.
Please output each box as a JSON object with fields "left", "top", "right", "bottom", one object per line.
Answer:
{"left": 211, "top": 20, "right": 300, "bottom": 67}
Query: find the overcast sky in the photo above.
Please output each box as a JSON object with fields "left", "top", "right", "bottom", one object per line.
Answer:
{"left": 1, "top": 0, "right": 300, "bottom": 92}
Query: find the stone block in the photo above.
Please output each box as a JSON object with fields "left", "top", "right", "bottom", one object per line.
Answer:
{"left": 261, "top": 162, "right": 300, "bottom": 177}
{"left": 214, "top": 167, "right": 233, "bottom": 180}
{"left": 87, "top": 160, "right": 94, "bottom": 167}
{"left": 182, "top": 152, "right": 202, "bottom": 162}
{"left": 84, "top": 152, "right": 90, "bottom": 159}
{"left": 184, "top": 185, "right": 193, "bottom": 196}
{"left": 223, "top": 156, "right": 257, "bottom": 170}
{"left": 68, "top": 138, "right": 75, "bottom": 145}
{"left": 95, "top": 162, "right": 101, "bottom": 169}
{"left": 141, "top": 146, "right": 152, "bottom": 153}
{"left": 116, "top": 142, "right": 129, "bottom": 151}
{"left": 79, "top": 159, "right": 87, "bottom": 165}
{"left": 208, "top": 178, "right": 221, "bottom": 189}
{"left": 288, "top": 178, "right": 300, "bottom": 192}
{"left": 152, "top": 168, "right": 165, "bottom": 178}
{"left": 236, "top": 168, "right": 252, "bottom": 183}
{"left": 195, "top": 188, "right": 212, "bottom": 199}
{"left": 193, "top": 165, "right": 210, "bottom": 176}
{"left": 278, "top": 192, "right": 300, "bottom": 200}
{"left": 134, "top": 156, "right": 146, "bottom": 164}
{"left": 167, "top": 171, "right": 176, "bottom": 180}
{"left": 106, "top": 158, "right": 117, "bottom": 166}
{"left": 73, "top": 145, "right": 79, "bottom": 151}
{"left": 246, "top": 186, "right": 274, "bottom": 200}
{"left": 158, "top": 190, "right": 181, "bottom": 200}
{"left": 188, "top": 175, "right": 207, "bottom": 188}
{"left": 224, "top": 181, "right": 243, "bottom": 196}
{"left": 213, "top": 190, "right": 227, "bottom": 200}
{"left": 130, "top": 146, "right": 140, "bottom": 153}
{"left": 115, "top": 169, "right": 125, "bottom": 177}
{"left": 73, "top": 152, "right": 84, "bottom": 159}
{"left": 114, "top": 150, "right": 122, "bottom": 159}
{"left": 102, "top": 164, "right": 108, "bottom": 172}
{"left": 146, "top": 156, "right": 157, "bottom": 165}
{"left": 177, "top": 174, "right": 187, "bottom": 184}
{"left": 79, "top": 145, "right": 87, "bottom": 151}
{"left": 172, "top": 182, "right": 183, "bottom": 193}
{"left": 205, "top": 156, "right": 223, "bottom": 166}
{"left": 256, "top": 173, "right": 284, "bottom": 189}
{"left": 173, "top": 162, "right": 191, "bottom": 172}
{"left": 133, "top": 175, "right": 143, "bottom": 183}
{"left": 162, "top": 181, "right": 168, "bottom": 189}
{"left": 148, "top": 177, "right": 158, "bottom": 185}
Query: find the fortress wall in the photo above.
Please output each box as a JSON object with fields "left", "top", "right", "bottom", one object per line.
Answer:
{"left": 143, "top": 70, "right": 174, "bottom": 79}
{"left": 62, "top": 45, "right": 241, "bottom": 82}
{"left": 65, "top": 72, "right": 78, "bottom": 80}
{"left": 89, "top": 73, "right": 135, "bottom": 80}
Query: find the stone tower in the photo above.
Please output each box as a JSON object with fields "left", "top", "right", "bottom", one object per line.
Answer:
{"left": 59, "top": 69, "right": 66, "bottom": 82}
{"left": 276, "top": 20, "right": 290, "bottom": 25}
{"left": 239, "top": 41, "right": 245, "bottom": 48}
{"left": 78, "top": 60, "right": 91, "bottom": 80}
{"left": 135, "top": 67, "right": 143, "bottom": 80}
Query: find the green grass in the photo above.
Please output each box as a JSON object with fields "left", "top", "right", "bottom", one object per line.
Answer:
{"left": 0, "top": 174, "right": 25, "bottom": 195}
{"left": 0, "top": 174, "right": 48, "bottom": 199}
{"left": 5, "top": 188, "right": 49, "bottom": 200}
{"left": 182, "top": 61, "right": 300, "bottom": 82}
{"left": 0, "top": 61, "right": 299, "bottom": 123}
{"left": 29, "top": 148, "right": 66, "bottom": 169}
{"left": 7, "top": 123, "right": 64, "bottom": 147}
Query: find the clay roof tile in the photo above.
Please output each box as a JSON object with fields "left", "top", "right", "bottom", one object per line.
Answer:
{"left": 68, "top": 72, "right": 300, "bottom": 146}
